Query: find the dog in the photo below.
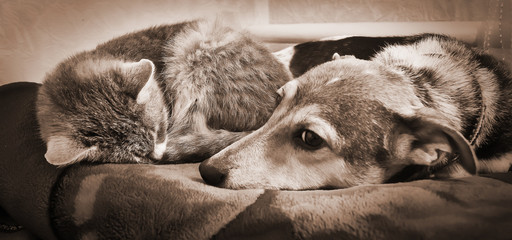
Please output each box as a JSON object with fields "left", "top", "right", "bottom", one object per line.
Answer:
{"left": 199, "top": 34, "right": 512, "bottom": 190}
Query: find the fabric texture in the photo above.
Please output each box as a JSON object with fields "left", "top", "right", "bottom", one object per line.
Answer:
{"left": 50, "top": 163, "right": 512, "bottom": 240}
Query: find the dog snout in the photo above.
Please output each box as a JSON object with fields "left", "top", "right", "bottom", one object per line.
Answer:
{"left": 199, "top": 160, "right": 226, "bottom": 186}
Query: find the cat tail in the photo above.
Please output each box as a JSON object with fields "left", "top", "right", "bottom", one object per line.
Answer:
{"left": 161, "top": 129, "right": 250, "bottom": 163}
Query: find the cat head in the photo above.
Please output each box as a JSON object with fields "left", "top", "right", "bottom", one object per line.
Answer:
{"left": 37, "top": 58, "right": 169, "bottom": 165}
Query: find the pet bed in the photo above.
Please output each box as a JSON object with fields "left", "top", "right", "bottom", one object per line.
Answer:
{"left": 1, "top": 82, "right": 512, "bottom": 240}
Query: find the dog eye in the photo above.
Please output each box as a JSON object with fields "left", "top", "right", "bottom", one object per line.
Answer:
{"left": 299, "top": 130, "right": 324, "bottom": 149}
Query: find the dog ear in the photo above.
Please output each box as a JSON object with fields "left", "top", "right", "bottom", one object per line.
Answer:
{"left": 332, "top": 52, "right": 342, "bottom": 60}
{"left": 331, "top": 53, "right": 356, "bottom": 61}
{"left": 391, "top": 110, "right": 477, "bottom": 175}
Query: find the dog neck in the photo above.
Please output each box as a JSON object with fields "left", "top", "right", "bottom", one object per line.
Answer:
{"left": 427, "top": 72, "right": 486, "bottom": 176}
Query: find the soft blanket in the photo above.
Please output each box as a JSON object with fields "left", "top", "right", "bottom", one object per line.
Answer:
{"left": 1, "top": 82, "right": 512, "bottom": 240}
{"left": 51, "top": 163, "right": 512, "bottom": 240}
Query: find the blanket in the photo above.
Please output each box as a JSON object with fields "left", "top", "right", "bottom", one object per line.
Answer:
{"left": 1, "top": 82, "right": 512, "bottom": 240}
{"left": 51, "top": 163, "right": 512, "bottom": 240}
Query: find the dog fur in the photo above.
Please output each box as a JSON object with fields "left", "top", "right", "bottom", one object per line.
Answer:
{"left": 200, "top": 34, "right": 512, "bottom": 190}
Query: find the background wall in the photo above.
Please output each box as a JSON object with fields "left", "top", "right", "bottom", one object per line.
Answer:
{"left": 0, "top": 0, "right": 510, "bottom": 86}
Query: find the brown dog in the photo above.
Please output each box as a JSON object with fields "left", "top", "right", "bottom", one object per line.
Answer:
{"left": 200, "top": 34, "right": 512, "bottom": 190}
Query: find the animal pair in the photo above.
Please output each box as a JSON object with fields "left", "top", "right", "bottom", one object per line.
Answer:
{"left": 37, "top": 21, "right": 512, "bottom": 190}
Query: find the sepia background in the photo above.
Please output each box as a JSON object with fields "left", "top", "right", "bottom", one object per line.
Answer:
{"left": 0, "top": 0, "right": 511, "bottom": 86}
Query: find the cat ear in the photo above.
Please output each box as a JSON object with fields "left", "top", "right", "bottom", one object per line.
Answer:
{"left": 121, "top": 59, "right": 158, "bottom": 103}
{"left": 134, "top": 60, "right": 159, "bottom": 104}
{"left": 45, "top": 136, "right": 97, "bottom": 166}
{"left": 391, "top": 109, "right": 477, "bottom": 174}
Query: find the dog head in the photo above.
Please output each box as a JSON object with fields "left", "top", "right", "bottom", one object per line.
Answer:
{"left": 200, "top": 57, "right": 477, "bottom": 190}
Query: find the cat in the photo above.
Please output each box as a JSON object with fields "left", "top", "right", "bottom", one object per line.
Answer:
{"left": 36, "top": 19, "right": 291, "bottom": 165}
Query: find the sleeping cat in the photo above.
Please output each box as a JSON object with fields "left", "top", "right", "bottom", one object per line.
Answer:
{"left": 37, "top": 20, "right": 291, "bottom": 165}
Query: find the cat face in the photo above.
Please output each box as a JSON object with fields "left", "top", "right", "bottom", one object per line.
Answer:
{"left": 37, "top": 58, "right": 169, "bottom": 165}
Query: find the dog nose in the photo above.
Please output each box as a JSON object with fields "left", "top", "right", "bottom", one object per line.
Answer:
{"left": 199, "top": 161, "right": 225, "bottom": 186}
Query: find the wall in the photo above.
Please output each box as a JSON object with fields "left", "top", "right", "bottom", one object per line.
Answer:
{"left": 0, "top": 0, "right": 510, "bottom": 86}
